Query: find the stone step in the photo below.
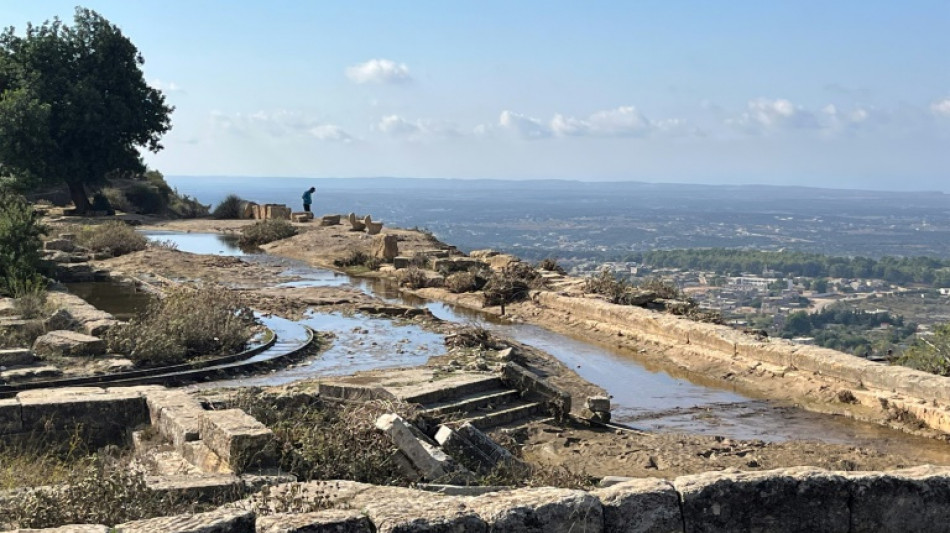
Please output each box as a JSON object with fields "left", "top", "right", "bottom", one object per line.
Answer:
{"left": 401, "top": 376, "right": 504, "bottom": 405}
{"left": 461, "top": 401, "right": 544, "bottom": 431}
{"left": 422, "top": 388, "right": 521, "bottom": 418}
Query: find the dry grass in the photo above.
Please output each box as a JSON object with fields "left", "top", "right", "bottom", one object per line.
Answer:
{"left": 77, "top": 220, "right": 148, "bottom": 257}
{"left": 238, "top": 219, "right": 297, "bottom": 247}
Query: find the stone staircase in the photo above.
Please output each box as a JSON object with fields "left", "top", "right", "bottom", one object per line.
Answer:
{"left": 401, "top": 375, "right": 547, "bottom": 431}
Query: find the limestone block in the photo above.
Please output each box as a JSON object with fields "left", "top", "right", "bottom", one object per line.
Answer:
{"left": 469, "top": 249, "right": 499, "bottom": 259}
{"left": 146, "top": 389, "right": 206, "bottom": 448}
{"left": 0, "top": 348, "right": 35, "bottom": 367}
{"left": 44, "top": 238, "right": 77, "bottom": 252}
{"left": 375, "top": 413, "right": 469, "bottom": 482}
{"left": 365, "top": 220, "right": 384, "bottom": 235}
{"left": 256, "top": 509, "right": 374, "bottom": 533}
{"left": 487, "top": 254, "right": 520, "bottom": 270}
{"left": 291, "top": 212, "right": 312, "bottom": 223}
{"left": 114, "top": 507, "right": 255, "bottom": 533}
{"left": 320, "top": 214, "right": 342, "bottom": 226}
{"left": 240, "top": 201, "right": 258, "bottom": 219}
{"left": 373, "top": 234, "right": 399, "bottom": 262}
{"left": 432, "top": 257, "right": 489, "bottom": 274}
{"left": 351, "top": 485, "right": 486, "bottom": 533}
{"left": 675, "top": 467, "right": 849, "bottom": 533}
{"left": 11, "top": 526, "right": 109, "bottom": 532}
{"left": 181, "top": 441, "right": 232, "bottom": 474}
{"left": 847, "top": 465, "right": 950, "bottom": 532}
{"left": 594, "top": 477, "right": 683, "bottom": 533}
{"left": 347, "top": 212, "right": 366, "bottom": 231}
{"left": 0, "top": 398, "right": 22, "bottom": 434}
{"left": 1, "top": 365, "right": 62, "bottom": 381}
{"left": 145, "top": 389, "right": 204, "bottom": 424}
{"left": 0, "top": 298, "right": 15, "bottom": 316}
{"left": 199, "top": 409, "right": 276, "bottom": 472}
{"left": 587, "top": 396, "right": 611, "bottom": 413}
{"left": 471, "top": 486, "right": 604, "bottom": 533}
{"left": 456, "top": 422, "right": 517, "bottom": 466}
{"left": 144, "top": 473, "right": 243, "bottom": 503}
{"left": 266, "top": 204, "right": 292, "bottom": 220}
{"left": 18, "top": 388, "right": 148, "bottom": 433}
{"left": 393, "top": 256, "right": 411, "bottom": 269}
{"left": 435, "top": 425, "right": 497, "bottom": 474}
{"left": 32, "top": 330, "right": 107, "bottom": 358}
{"left": 45, "top": 308, "right": 81, "bottom": 332}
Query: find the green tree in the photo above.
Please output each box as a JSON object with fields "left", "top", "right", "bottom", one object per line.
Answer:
{"left": 0, "top": 189, "right": 45, "bottom": 295}
{"left": 0, "top": 8, "right": 172, "bottom": 213}
{"left": 898, "top": 324, "right": 950, "bottom": 376}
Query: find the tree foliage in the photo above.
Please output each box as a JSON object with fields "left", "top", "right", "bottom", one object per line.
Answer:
{"left": 0, "top": 8, "right": 172, "bottom": 212}
{"left": 0, "top": 189, "right": 46, "bottom": 296}
{"left": 898, "top": 324, "right": 950, "bottom": 376}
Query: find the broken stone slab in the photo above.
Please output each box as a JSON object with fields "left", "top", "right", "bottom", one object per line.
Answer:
{"left": 375, "top": 413, "right": 473, "bottom": 482}
{"left": 597, "top": 476, "right": 636, "bottom": 488}
{"left": 456, "top": 422, "right": 518, "bottom": 466}
{"left": 470, "top": 486, "right": 604, "bottom": 533}
{"left": 1, "top": 365, "right": 63, "bottom": 381}
{"left": 291, "top": 212, "right": 313, "bottom": 223}
{"left": 145, "top": 473, "right": 244, "bottom": 503}
{"left": 847, "top": 465, "right": 950, "bottom": 532}
{"left": 365, "top": 220, "right": 384, "bottom": 235}
{"left": 256, "top": 509, "right": 374, "bottom": 533}
{"left": 417, "top": 483, "right": 512, "bottom": 496}
{"left": 674, "top": 467, "right": 850, "bottom": 533}
{"left": 199, "top": 409, "right": 276, "bottom": 473}
{"left": 240, "top": 470, "right": 297, "bottom": 493}
{"left": 347, "top": 212, "right": 366, "bottom": 231}
{"left": 114, "top": 507, "right": 255, "bottom": 533}
{"left": 434, "top": 425, "right": 497, "bottom": 474}
{"left": 44, "top": 308, "right": 81, "bottom": 332}
{"left": 181, "top": 441, "right": 232, "bottom": 474}
{"left": 145, "top": 389, "right": 205, "bottom": 424}
{"left": 594, "top": 477, "right": 683, "bottom": 533}
{"left": 0, "top": 348, "right": 35, "bottom": 367}
{"left": 0, "top": 398, "right": 22, "bottom": 434}
{"left": 587, "top": 396, "right": 611, "bottom": 413}
{"left": 0, "top": 298, "right": 16, "bottom": 317}
{"left": 146, "top": 389, "right": 206, "bottom": 449}
{"left": 392, "top": 256, "right": 411, "bottom": 269}
{"left": 32, "top": 330, "right": 107, "bottom": 358}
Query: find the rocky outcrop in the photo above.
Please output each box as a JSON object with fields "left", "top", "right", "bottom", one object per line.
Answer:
{"left": 32, "top": 330, "right": 107, "bottom": 358}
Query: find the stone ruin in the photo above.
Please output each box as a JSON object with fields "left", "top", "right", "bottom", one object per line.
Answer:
{"left": 239, "top": 202, "right": 292, "bottom": 221}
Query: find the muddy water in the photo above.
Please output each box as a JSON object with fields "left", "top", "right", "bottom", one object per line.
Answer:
{"left": 142, "top": 232, "right": 950, "bottom": 460}
{"left": 64, "top": 280, "right": 154, "bottom": 320}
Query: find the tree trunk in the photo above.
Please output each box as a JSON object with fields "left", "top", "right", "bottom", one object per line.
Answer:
{"left": 67, "top": 181, "right": 90, "bottom": 214}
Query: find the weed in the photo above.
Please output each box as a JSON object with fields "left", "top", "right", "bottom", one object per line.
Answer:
{"left": 637, "top": 277, "right": 682, "bottom": 299}
{"left": 12, "top": 285, "right": 48, "bottom": 319}
{"left": 212, "top": 194, "right": 247, "bottom": 219}
{"left": 536, "top": 257, "right": 566, "bottom": 274}
{"left": 77, "top": 221, "right": 148, "bottom": 257}
{"left": 333, "top": 250, "right": 381, "bottom": 271}
{"left": 482, "top": 263, "right": 543, "bottom": 306}
{"left": 445, "top": 271, "right": 480, "bottom": 293}
{"left": 397, "top": 266, "right": 429, "bottom": 289}
{"left": 107, "top": 285, "right": 257, "bottom": 367}
{"left": 148, "top": 238, "right": 179, "bottom": 251}
{"left": 239, "top": 219, "right": 297, "bottom": 247}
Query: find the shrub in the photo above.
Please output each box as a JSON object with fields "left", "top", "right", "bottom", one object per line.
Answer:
{"left": 445, "top": 271, "right": 480, "bottom": 293}
{"left": 897, "top": 323, "right": 950, "bottom": 376}
{"left": 482, "top": 263, "right": 543, "bottom": 306}
{"left": 212, "top": 194, "right": 247, "bottom": 219}
{"left": 0, "top": 190, "right": 46, "bottom": 296}
{"left": 89, "top": 192, "right": 115, "bottom": 214}
{"left": 100, "top": 187, "right": 135, "bottom": 213}
{"left": 638, "top": 277, "right": 682, "bottom": 299}
{"left": 77, "top": 220, "right": 148, "bottom": 257}
{"left": 13, "top": 285, "right": 48, "bottom": 319}
{"left": 167, "top": 191, "right": 209, "bottom": 218}
{"left": 239, "top": 219, "right": 297, "bottom": 247}
{"left": 333, "top": 250, "right": 382, "bottom": 271}
{"left": 107, "top": 285, "right": 257, "bottom": 367}
{"left": 124, "top": 183, "right": 167, "bottom": 214}
{"left": 537, "top": 257, "right": 566, "bottom": 274}
{"left": 397, "top": 266, "right": 428, "bottom": 289}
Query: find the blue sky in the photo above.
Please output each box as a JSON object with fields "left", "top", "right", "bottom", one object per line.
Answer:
{"left": 5, "top": 2, "right": 950, "bottom": 190}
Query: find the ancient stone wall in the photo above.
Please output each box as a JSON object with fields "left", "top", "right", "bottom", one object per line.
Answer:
{"left": 21, "top": 465, "right": 950, "bottom": 532}
{"left": 535, "top": 292, "right": 950, "bottom": 434}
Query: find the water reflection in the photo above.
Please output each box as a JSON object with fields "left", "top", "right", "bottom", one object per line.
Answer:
{"left": 143, "top": 231, "right": 246, "bottom": 256}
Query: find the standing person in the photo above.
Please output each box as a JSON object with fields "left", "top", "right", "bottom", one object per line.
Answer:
{"left": 302, "top": 186, "right": 315, "bottom": 212}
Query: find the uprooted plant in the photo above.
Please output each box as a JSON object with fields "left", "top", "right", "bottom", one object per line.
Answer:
{"left": 107, "top": 284, "right": 258, "bottom": 367}
{"left": 482, "top": 262, "right": 545, "bottom": 307}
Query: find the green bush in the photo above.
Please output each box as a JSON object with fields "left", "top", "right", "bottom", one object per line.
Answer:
{"left": 239, "top": 219, "right": 297, "bottom": 247}
{"left": 445, "top": 271, "right": 480, "bottom": 293}
{"left": 0, "top": 190, "right": 46, "bottom": 296}
{"left": 124, "top": 183, "right": 167, "bottom": 214}
{"left": 101, "top": 187, "right": 135, "bottom": 213}
{"left": 13, "top": 286, "right": 48, "bottom": 319}
{"left": 537, "top": 257, "right": 566, "bottom": 274}
{"left": 107, "top": 285, "right": 257, "bottom": 367}
{"left": 212, "top": 194, "right": 247, "bottom": 219}
{"left": 897, "top": 323, "right": 950, "bottom": 376}
{"left": 397, "top": 266, "right": 429, "bottom": 289}
{"left": 77, "top": 221, "right": 148, "bottom": 257}
{"left": 333, "top": 249, "right": 381, "bottom": 271}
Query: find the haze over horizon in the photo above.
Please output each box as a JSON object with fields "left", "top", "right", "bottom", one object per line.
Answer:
{"left": 7, "top": 2, "right": 950, "bottom": 192}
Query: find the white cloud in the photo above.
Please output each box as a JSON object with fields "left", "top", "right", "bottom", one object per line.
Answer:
{"left": 551, "top": 106, "right": 653, "bottom": 137}
{"left": 151, "top": 78, "right": 182, "bottom": 92}
{"left": 931, "top": 98, "right": 950, "bottom": 117}
{"left": 345, "top": 59, "right": 411, "bottom": 84}
{"left": 729, "top": 98, "right": 820, "bottom": 132}
{"left": 377, "top": 115, "right": 421, "bottom": 136}
{"left": 375, "top": 115, "right": 461, "bottom": 140}
{"left": 211, "top": 110, "right": 352, "bottom": 142}
{"left": 499, "top": 110, "right": 553, "bottom": 139}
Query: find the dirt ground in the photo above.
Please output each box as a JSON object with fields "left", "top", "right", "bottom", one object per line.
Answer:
{"left": 47, "top": 215, "right": 950, "bottom": 478}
